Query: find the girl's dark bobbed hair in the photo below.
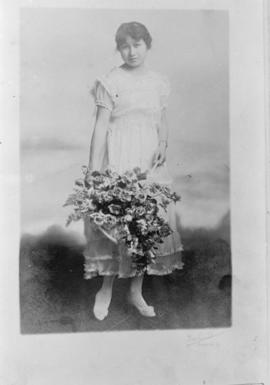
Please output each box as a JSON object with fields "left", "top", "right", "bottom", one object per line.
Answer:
{"left": 115, "top": 21, "right": 152, "bottom": 50}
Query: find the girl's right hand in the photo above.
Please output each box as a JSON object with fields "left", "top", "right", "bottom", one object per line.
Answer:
{"left": 152, "top": 141, "right": 167, "bottom": 168}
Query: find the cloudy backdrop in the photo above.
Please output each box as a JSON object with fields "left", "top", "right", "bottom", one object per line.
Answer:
{"left": 20, "top": 8, "right": 229, "bottom": 235}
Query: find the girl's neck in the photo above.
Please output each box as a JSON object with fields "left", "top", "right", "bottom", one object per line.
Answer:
{"left": 120, "top": 63, "right": 149, "bottom": 75}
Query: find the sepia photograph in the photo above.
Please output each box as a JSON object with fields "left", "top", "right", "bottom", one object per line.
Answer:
{"left": 19, "top": 8, "right": 231, "bottom": 333}
{"left": 0, "top": 1, "right": 268, "bottom": 384}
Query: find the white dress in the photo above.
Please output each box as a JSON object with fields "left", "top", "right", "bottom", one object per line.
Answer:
{"left": 84, "top": 66, "right": 183, "bottom": 278}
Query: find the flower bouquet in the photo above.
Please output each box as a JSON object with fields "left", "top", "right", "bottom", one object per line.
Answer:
{"left": 63, "top": 166, "right": 180, "bottom": 274}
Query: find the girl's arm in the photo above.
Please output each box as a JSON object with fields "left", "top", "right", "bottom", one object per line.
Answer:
{"left": 88, "top": 106, "right": 111, "bottom": 171}
{"left": 153, "top": 109, "right": 169, "bottom": 166}
{"left": 158, "top": 108, "right": 169, "bottom": 145}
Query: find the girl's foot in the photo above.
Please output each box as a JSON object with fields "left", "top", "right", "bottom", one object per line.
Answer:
{"left": 127, "top": 292, "right": 156, "bottom": 317}
{"left": 93, "top": 289, "right": 112, "bottom": 321}
{"left": 93, "top": 276, "right": 115, "bottom": 321}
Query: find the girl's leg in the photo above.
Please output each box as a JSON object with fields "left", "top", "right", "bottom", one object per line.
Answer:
{"left": 128, "top": 274, "right": 156, "bottom": 317}
{"left": 93, "top": 275, "right": 116, "bottom": 320}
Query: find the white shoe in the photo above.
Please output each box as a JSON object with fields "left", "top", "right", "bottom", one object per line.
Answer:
{"left": 93, "top": 291, "right": 110, "bottom": 321}
{"left": 127, "top": 293, "right": 156, "bottom": 317}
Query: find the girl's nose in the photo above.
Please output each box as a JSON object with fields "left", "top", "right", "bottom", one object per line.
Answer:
{"left": 130, "top": 46, "right": 135, "bottom": 55}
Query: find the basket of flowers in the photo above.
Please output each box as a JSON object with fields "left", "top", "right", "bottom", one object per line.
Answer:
{"left": 63, "top": 166, "right": 180, "bottom": 274}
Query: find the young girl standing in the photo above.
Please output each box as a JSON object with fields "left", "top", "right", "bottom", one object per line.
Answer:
{"left": 84, "top": 21, "right": 183, "bottom": 320}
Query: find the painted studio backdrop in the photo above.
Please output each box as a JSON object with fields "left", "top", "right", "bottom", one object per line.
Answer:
{"left": 20, "top": 8, "right": 230, "bottom": 333}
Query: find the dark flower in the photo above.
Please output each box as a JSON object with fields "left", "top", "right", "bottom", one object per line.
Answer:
{"left": 108, "top": 204, "right": 122, "bottom": 215}
{"left": 75, "top": 178, "right": 85, "bottom": 187}
{"left": 135, "top": 206, "right": 146, "bottom": 217}
{"left": 159, "top": 224, "right": 172, "bottom": 237}
{"left": 91, "top": 171, "right": 101, "bottom": 177}
{"left": 116, "top": 179, "right": 128, "bottom": 188}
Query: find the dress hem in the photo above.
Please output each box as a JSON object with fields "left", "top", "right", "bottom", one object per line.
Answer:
{"left": 83, "top": 262, "right": 184, "bottom": 279}
{"left": 83, "top": 246, "right": 184, "bottom": 279}
{"left": 83, "top": 245, "right": 184, "bottom": 260}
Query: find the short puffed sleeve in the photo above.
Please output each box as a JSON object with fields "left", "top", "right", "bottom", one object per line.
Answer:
{"left": 159, "top": 75, "right": 171, "bottom": 110}
{"left": 90, "top": 77, "right": 115, "bottom": 111}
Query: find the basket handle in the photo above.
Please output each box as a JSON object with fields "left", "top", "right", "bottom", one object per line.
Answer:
{"left": 99, "top": 226, "right": 118, "bottom": 244}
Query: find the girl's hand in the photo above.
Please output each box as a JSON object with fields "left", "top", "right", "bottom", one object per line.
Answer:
{"left": 152, "top": 141, "right": 167, "bottom": 167}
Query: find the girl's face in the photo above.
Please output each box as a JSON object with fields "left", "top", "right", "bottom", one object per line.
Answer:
{"left": 118, "top": 36, "right": 148, "bottom": 68}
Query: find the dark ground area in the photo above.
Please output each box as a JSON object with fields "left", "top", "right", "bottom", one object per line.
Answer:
{"left": 20, "top": 220, "right": 231, "bottom": 334}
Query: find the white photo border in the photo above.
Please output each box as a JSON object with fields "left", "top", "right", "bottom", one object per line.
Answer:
{"left": 0, "top": 0, "right": 268, "bottom": 384}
